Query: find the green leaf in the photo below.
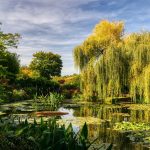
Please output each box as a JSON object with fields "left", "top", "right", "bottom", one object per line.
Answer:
{"left": 80, "top": 122, "right": 88, "bottom": 140}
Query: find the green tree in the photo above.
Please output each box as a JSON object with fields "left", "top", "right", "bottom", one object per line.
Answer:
{"left": 0, "top": 25, "right": 20, "bottom": 102}
{"left": 0, "top": 25, "right": 20, "bottom": 76}
{"left": 30, "top": 51, "right": 62, "bottom": 79}
{"left": 0, "top": 28, "right": 20, "bottom": 51}
{"left": 74, "top": 20, "right": 124, "bottom": 71}
{"left": 73, "top": 20, "right": 150, "bottom": 103}
{"left": 0, "top": 50, "right": 20, "bottom": 75}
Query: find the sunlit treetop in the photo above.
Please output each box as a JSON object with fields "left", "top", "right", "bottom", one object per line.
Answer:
{"left": 74, "top": 20, "right": 124, "bottom": 71}
{"left": 0, "top": 25, "right": 20, "bottom": 51}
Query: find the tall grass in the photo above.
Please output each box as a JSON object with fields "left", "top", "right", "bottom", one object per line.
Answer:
{"left": 33, "top": 93, "right": 64, "bottom": 111}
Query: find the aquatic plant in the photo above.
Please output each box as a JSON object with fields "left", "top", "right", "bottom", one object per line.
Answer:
{"left": 33, "top": 93, "right": 64, "bottom": 111}
{"left": 0, "top": 118, "right": 112, "bottom": 150}
{"left": 113, "top": 121, "right": 150, "bottom": 146}
{"left": 113, "top": 122, "right": 150, "bottom": 131}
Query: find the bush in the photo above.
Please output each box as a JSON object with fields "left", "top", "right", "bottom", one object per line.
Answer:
{"left": 0, "top": 85, "right": 12, "bottom": 103}
{"left": 15, "top": 75, "right": 61, "bottom": 99}
{"left": 53, "top": 74, "right": 81, "bottom": 99}
{"left": 12, "top": 89, "right": 28, "bottom": 101}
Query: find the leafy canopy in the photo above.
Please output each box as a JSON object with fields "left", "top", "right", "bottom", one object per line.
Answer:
{"left": 30, "top": 51, "right": 62, "bottom": 79}
{"left": 74, "top": 20, "right": 124, "bottom": 71}
{"left": 0, "top": 25, "right": 20, "bottom": 76}
{"left": 73, "top": 20, "right": 150, "bottom": 103}
{"left": 0, "top": 25, "right": 20, "bottom": 51}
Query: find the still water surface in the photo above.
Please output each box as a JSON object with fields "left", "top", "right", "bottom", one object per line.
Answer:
{"left": 1, "top": 101, "right": 150, "bottom": 150}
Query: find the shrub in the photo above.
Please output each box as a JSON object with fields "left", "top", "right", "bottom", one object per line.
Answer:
{"left": 15, "top": 75, "right": 61, "bottom": 99}
{"left": 12, "top": 89, "right": 28, "bottom": 101}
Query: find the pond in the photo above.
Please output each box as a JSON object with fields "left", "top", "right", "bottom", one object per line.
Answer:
{"left": 1, "top": 100, "right": 150, "bottom": 150}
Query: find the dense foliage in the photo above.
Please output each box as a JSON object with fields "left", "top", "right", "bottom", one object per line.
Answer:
{"left": 33, "top": 93, "right": 64, "bottom": 111}
{"left": 30, "top": 51, "right": 63, "bottom": 79}
{"left": 15, "top": 75, "right": 60, "bottom": 100}
{"left": 53, "top": 74, "right": 80, "bottom": 99}
{"left": 0, "top": 50, "right": 20, "bottom": 75}
{"left": 0, "top": 27, "right": 64, "bottom": 103}
{"left": 0, "top": 27, "right": 20, "bottom": 102}
{"left": 74, "top": 20, "right": 150, "bottom": 103}
{"left": 113, "top": 122, "right": 150, "bottom": 145}
{"left": 0, "top": 118, "right": 110, "bottom": 150}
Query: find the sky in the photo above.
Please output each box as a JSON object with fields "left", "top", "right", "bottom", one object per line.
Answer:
{"left": 0, "top": 0, "right": 150, "bottom": 75}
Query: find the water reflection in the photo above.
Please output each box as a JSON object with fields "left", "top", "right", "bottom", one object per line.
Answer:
{"left": 59, "top": 103, "right": 150, "bottom": 150}
{"left": 1, "top": 101, "right": 150, "bottom": 149}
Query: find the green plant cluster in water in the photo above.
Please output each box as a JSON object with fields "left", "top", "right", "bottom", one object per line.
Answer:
{"left": 113, "top": 122, "right": 150, "bottom": 131}
{"left": 32, "top": 93, "right": 64, "bottom": 111}
{"left": 127, "top": 131, "right": 150, "bottom": 144}
{"left": 113, "top": 121, "right": 150, "bottom": 145}
{"left": 0, "top": 117, "right": 112, "bottom": 150}
{"left": 74, "top": 20, "right": 150, "bottom": 103}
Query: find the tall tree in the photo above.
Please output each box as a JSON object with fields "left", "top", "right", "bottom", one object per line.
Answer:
{"left": 0, "top": 51, "right": 20, "bottom": 75}
{"left": 0, "top": 26, "right": 20, "bottom": 76}
{"left": 0, "top": 25, "right": 20, "bottom": 101}
{"left": 74, "top": 20, "right": 124, "bottom": 71}
{"left": 0, "top": 27, "right": 20, "bottom": 51}
{"left": 30, "top": 51, "right": 62, "bottom": 79}
{"left": 73, "top": 20, "right": 150, "bottom": 103}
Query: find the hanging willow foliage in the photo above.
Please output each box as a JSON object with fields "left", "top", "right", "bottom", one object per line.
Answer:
{"left": 80, "top": 45, "right": 128, "bottom": 100}
{"left": 74, "top": 20, "right": 150, "bottom": 103}
{"left": 125, "top": 33, "right": 150, "bottom": 103}
{"left": 74, "top": 20, "right": 124, "bottom": 71}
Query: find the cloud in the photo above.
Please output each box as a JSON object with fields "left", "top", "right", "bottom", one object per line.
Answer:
{"left": 1, "top": 0, "right": 150, "bottom": 75}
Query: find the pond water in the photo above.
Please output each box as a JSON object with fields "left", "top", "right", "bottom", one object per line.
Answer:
{"left": 1, "top": 100, "right": 150, "bottom": 150}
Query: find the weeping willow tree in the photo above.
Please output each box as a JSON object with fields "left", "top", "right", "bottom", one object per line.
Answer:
{"left": 124, "top": 33, "right": 150, "bottom": 103}
{"left": 74, "top": 20, "right": 150, "bottom": 103}
{"left": 74, "top": 20, "right": 124, "bottom": 71}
